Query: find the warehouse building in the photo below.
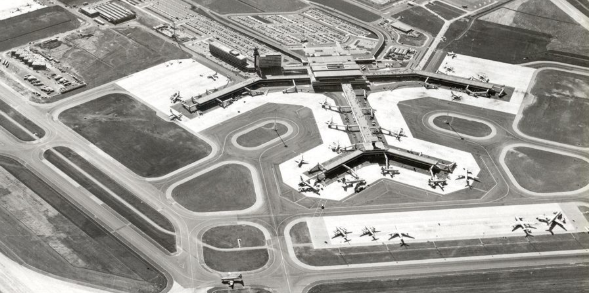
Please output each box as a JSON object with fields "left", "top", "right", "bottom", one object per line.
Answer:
{"left": 94, "top": 2, "right": 136, "bottom": 24}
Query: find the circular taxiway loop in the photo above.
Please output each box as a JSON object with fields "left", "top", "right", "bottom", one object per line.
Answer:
{"left": 427, "top": 112, "right": 497, "bottom": 141}
{"left": 499, "top": 143, "right": 589, "bottom": 197}
{"left": 231, "top": 119, "right": 294, "bottom": 151}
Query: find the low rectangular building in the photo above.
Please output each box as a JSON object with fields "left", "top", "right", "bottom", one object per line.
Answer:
{"left": 209, "top": 41, "right": 248, "bottom": 69}
{"left": 94, "top": 2, "right": 136, "bottom": 24}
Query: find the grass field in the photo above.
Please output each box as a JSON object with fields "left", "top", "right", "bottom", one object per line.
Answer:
{"left": 504, "top": 147, "right": 589, "bottom": 193}
{"left": 480, "top": 0, "right": 589, "bottom": 61}
{"left": 33, "top": 25, "right": 191, "bottom": 103}
{"left": 59, "top": 93, "right": 211, "bottom": 177}
{"left": 172, "top": 164, "right": 256, "bottom": 212}
{"left": 312, "top": 0, "right": 381, "bottom": 22}
{"left": 0, "top": 156, "right": 167, "bottom": 292}
{"left": 43, "top": 149, "right": 177, "bottom": 252}
{"left": 566, "top": 0, "right": 589, "bottom": 17}
{"left": 190, "top": 0, "right": 307, "bottom": 13}
{"left": 203, "top": 247, "right": 269, "bottom": 272}
{"left": 393, "top": 7, "right": 444, "bottom": 36}
{"left": 0, "top": 6, "right": 80, "bottom": 51}
{"left": 0, "top": 99, "right": 45, "bottom": 140}
{"left": 444, "top": 0, "right": 589, "bottom": 66}
{"left": 432, "top": 115, "right": 492, "bottom": 137}
{"left": 202, "top": 225, "right": 265, "bottom": 248}
{"left": 295, "top": 232, "right": 589, "bottom": 266}
{"left": 518, "top": 69, "right": 589, "bottom": 147}
{"left": 308, "top": 263, "right": 589, "bottom": 293}
{"left": 235, "top": 122, "right": 288, "bottom": 148}
{"left": 289, "top": 222, "right": 312, "bottom": 244}
{"left": 426, "top": 1, "right": 465, "bottom": 20}
{"left": 398, "top": 31, "right": 427, "bottom": 47}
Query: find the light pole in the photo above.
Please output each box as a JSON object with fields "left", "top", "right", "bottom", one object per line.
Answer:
{"left": 445, "top": 120, "right": 464, "bottom": 140}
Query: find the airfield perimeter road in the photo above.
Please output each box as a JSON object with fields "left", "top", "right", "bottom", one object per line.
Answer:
{"left": 1, "top": 65, "right": 589, "bottom": 293}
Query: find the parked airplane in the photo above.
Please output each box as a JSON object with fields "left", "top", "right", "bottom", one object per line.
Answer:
{"left": 221, "top": 274, "right": 244, "bottom": 289}
{"left": 329, "top": 141, "right": 342, "bottom": 153}
{"left": 389, "top": 230, "right": 414, "bottom": 247}
{"left": 360, "top": 226, "right": 380, "bottom": 241}
{"left": 298, "top": 176, "right": 322, "bottom": 194}
{"left": 332, "top": 227, "right": 352, "bottom": 239}
{"left": 391, "top": 128, "right": 406, "bottom": 141}
{"left": 340, "top": 176, "right": 366, "bottom": 192}
{"left": 170, "top": 91, "right": 181, "bottom": 103}
{"left": 169, "top": 109, "right": 183, "bottom": 121}
{"left": 537, "top": 212, "right": 567, "bottom": 234}
{"left": 295, "top": 154, "right": 308, "bottom": 168}
{"left": 447, "top": 51, "right": 457, "bottom": 58}
{"left": 512, "top": 217, "right": 536, "bottom": 232}
{"left": 451, "top": 91, "right": 461, "bottom": 101}
{"left": 455, "top": 167, "right": 479, "bottom": 188}
{"left": 381, "top": 154, "right": 400, "bottom": 177}
{"left": 428, "top": 165, "right": 447, "bottom": 191}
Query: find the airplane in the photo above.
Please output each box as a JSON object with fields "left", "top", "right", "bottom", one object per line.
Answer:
{"left": 381, "top": 154, "right": 400, "bottom": 177}
{"left": 221, "top": 273, "right": 244, "bottom": 289}
{"left": 325, "top": 117, "right": 335, "bottom": 128}
{"left": 170, "top": 91, "right": 181, "bottom": 103}
{"left": 319, "top": 98, "right": 330, "bottom": 109}
{"left": 389, "top": 230, "right": 414, "bottom": 247}
{"left": 455, "top": 167, "right": 479, "bottom": 188}
{"left": 428, "top": 165, "right": 447, "bottom": 191}
{"left": 340, "top": 176, "right": 366, "bottom": 192}
{"left": 451, "top": 91, "right": 461, "bottom": 101}
{"left": 295, "top": 154, "right": 308, "bottom": 168}
{"left": 360, "top": 226, "right": 380, "bottom": 241}
{"left": 512, "top": 217, "right": 537, "bottom": 233}
{"left": 390, "top": 128, "right": 406, "bottom": 141}
{"left": 169, "top": 109, "right": 183, "bottom": 121}
{"left": 443, "top": 65, "right": 454, "bottom": 72}
{"left": 329, "top": 141, "right": 342, "bottom": 153}
{"left": 537, "top": 212, "right": 567, "bottom": 235}
{"left": 298, "top": 176, "right": 322, "bottom": 194}
{"left": 447, "top": 51, "right": 457, "bottom": 58}
{"left": 332, "top": 227, "right": 352, "bottom": 239}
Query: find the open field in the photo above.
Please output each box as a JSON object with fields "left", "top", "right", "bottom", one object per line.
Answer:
{"left": 504, "top": 147, "right": 589, "bottom": 193}
{"left": 307, "top": 263, "right": 589, "bottom": 293}
{"left": 203, "top": 247, "right": 269, "bottom": 272}
{"left": 43, "top": 148, "right": 177, "bottom": 252}
{"left": 0, "top": 6, "right": 80, "bottom": 51}
{"left": 0, "top": 156, "right": 167, "bottom": 292}
{"left": 566, "top": 0, "right": 589, "bottom": 17}
{"left": 0, "top": 115, "right": 36, "bottom": 141}
{"left": 290, "top": 222, "right": 312, "bottom": 244}
{"left": 426, "top": 1, "right": 465, "bottom": 20}
{"left": 518, "top": 69, "right": 589, "bottom": 147}
{"left": 432, "top": 115, "right": 492, "bottom": 137}
{"left": 445, "top": 0, "right": 589, "bottom": 66}
{"left": 59, "top": 93, "right": 211, "bottom": 177}
{"left": 480, "top": 0, "right": 589, "bottom": 61}
{"left": 0, "top": 99, "right": 45, "bottom": 140}
{"left": 191, "top": 0, "right": 307, "bottom": 13}
{"left": 172, "top": 164, "right": 256, "bottom": 212}
{"left": 311, "top": 0, "right": 381, "bottom": 22}
{"left": 33, "top": 25, "right": 190, "bottom": 102}
{"left": 235, "top": 122, "right": 288, "bottom": 148}
{"left": 393, "top": 7, "right": 444, "bottom": 36}
{"left": 202, "top": 225, "right": 266, "bottom": 248}
{"left": 398, "top": 31, "right": 427, "bottom": 47}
